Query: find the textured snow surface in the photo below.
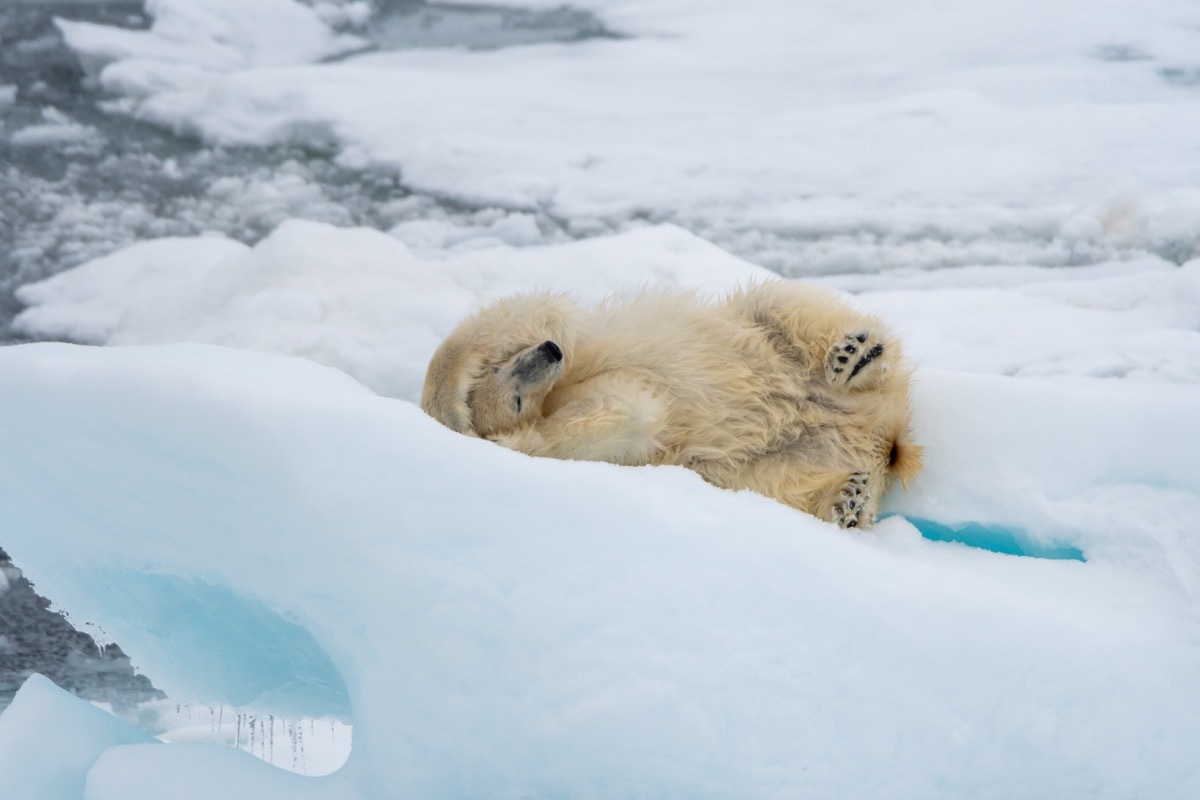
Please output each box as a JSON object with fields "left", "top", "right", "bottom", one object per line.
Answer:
{"left": 4, "top": 0, "right": 1200, "bottom": 795}
{"left": 2, "top": 221, "right": 1200, "bottom": 798}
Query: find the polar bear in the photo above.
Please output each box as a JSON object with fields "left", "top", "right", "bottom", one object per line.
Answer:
{"left": 421, "top": 281, "right": 921, "bottom": 528}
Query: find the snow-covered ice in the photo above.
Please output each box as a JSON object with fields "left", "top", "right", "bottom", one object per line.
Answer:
{"left": 4, "top": 0, "right": 1200, "bottom": 797}
{"left": 3, "top": 220, "right": 1200, "bottom": 798}
{"left": 12, "top": 222, "right": 773, "bottom": 397}
{"left": 15, "top": 221, "right": 1200, "bottom": 389}
{"left": 0, "top": 340, "right": 1198, "bottom": 799}
{"left": 0, "top": 675, "right": 156, "bottom": 800}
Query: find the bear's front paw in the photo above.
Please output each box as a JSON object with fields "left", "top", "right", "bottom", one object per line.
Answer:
{"left": 829, "top": 471, "right": 874, "bottom": 529}
{"left": 826, "top": 331, "right": 887, "bottom": 389}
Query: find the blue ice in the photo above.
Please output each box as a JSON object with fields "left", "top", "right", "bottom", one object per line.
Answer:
{"left": 902, "top": 517, "right": 1086, "bottom": 561}
{"left": 75, "top": 570, "right": 351, "bottom": 719}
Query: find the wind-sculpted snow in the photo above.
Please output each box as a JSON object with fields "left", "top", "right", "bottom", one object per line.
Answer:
{"left": 14, "top": 221, "right": 1200, "bottom": 387}
{"left": 67, "top": 572, "right": 350, "bottom": 719}
{"left": 3, "top": 215, "right": 1200, "bottom": 799}
{"left": 12, "top": 222, "right": 776, "bottom": 398}
{"left": 0, "top": 675, "right": 156, "bottom": 800}
{"left": 4, "top": 0, "right": 1200, "bottom": 790}
{"left": 0, "top": 340, "right": 1198, "bottom": 798}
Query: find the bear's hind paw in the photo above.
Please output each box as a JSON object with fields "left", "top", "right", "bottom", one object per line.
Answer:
{"left": 829, "top": 471, "right": 874, "bottom": 529}
{"left": 826, "top": 331, "right": 887, "bottom": 389}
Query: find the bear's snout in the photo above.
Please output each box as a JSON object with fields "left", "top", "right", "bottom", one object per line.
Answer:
{"left": 512, "top": 340, "right": 565, "bottom": 384}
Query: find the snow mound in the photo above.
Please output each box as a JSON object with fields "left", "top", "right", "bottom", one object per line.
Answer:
{"left": 7, "top": 1, "right": 1200, "bottom": 795}
{"left": 0, "top": 675, "right": 155, "bottom": 800}
{"left": 0, "top": 331, "right": 1198, "bottom": 797}
{"left": 4, "top": 220, "right": 1200, "bottom": 797}
{"left": 14, "top": 221, "right": 1200, "bottom": 389}
{"left": 13, "top": 221, "right": 774, "bottom": 398}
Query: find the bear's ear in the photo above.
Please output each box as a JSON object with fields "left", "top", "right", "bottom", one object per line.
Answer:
{"left": 420, "top": 340, "right": 479, "bottom": 435}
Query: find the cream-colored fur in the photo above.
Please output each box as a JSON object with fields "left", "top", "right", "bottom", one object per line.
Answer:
{"left": 421, "top": 281, "right": 922, "bottom": 528}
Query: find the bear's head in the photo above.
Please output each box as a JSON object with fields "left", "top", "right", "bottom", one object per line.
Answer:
{"left": 421, "top": 292, "right": 577, "bottom": 437}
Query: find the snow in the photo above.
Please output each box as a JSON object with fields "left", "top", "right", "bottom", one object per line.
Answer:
{"left": 4, "top": 0, "right": 1200, "bottom": 796}
{"left": 3, "top": 221, "right": 1200, "bottom": 798}
{"left": 52, "top": 0, "right": 1200, "bottom": 269}
{"left": 0, "top": 675, "right": 155, "bottom": 800}
{"left": 13, "top": 222, "right": 773, "bottom": 398}
{"left": 15, "top": 220, "right": 1200, "bottom": 388}
{"left": 56, "top": 0, "right": 366, "bottom": 74}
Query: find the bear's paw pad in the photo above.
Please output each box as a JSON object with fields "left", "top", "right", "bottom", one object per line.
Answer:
{"left": 826, "top": 331, "right": 886, "bottom": 388}
{"left": 830, "top": 471, "right": 874, "bottom": 529}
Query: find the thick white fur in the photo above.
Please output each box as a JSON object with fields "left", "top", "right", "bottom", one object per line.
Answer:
{"left": 421, "top": 281, "right": 921, "bottom": 528}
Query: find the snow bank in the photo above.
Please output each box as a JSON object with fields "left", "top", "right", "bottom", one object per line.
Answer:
{"left": 0, "top": 338, "right": 1198, "bottom": 798}
{"left": 837, "top": 256, "right": 1200, "bottom": 383}
{"left": 4, "top": 221, "right": 1200, "bottom": 798}
{"left": 14, "top": 221, "right": 1200, "bottom": 389}
{"left": 13, "top": 221, "right": 774, "bottom": 398}
{"left": 8, "top": 1, "right": 1200, "bottom": 790}
{"left": 53, "top": 0, "right": 1200, "bottom": 268}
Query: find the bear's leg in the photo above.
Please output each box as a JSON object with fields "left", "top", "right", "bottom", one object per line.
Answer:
{"left": 825, "top": 331, "right": 889, "bottom": 389}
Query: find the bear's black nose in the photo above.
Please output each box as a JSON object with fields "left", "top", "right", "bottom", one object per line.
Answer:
{"left": 539, "top": 340, "right": 563, "bottom": 362}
